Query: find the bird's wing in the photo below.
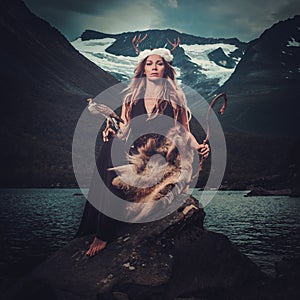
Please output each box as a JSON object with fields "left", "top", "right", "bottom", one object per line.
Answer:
{"left": 93, "top": 104, "right": 114, "bottom": 116}
{"left": 88, "top": 102, "right": 125, "bottom": 123}
{"left": 87, "top": 103, "right": 99, "bottom": 114}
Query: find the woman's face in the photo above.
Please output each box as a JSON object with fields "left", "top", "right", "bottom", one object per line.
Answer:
{"left": 144, "top": 55, "right": 165, "bottom": 80}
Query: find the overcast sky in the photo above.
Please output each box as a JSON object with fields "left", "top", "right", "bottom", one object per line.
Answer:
{"left": 24, "top": 0, "right": 300, "bottom": 42}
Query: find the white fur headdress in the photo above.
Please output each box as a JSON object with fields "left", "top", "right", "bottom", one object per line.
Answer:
{"left": 137, "top": 48, "right": 174, "bottom": 64}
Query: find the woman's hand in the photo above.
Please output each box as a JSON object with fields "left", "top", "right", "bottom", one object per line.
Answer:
{"left": 197, "top": 143, "right": 210, "bottom": 159}
{"left": 102, "top": 127, "right": 116, "bottom": 142}
{"left": 188, "top": 133, "right": 210, "bottom": 159}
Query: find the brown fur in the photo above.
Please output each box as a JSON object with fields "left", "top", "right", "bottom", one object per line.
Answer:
{"left": 109, "top": 126, "right": 194, "bottom": 221}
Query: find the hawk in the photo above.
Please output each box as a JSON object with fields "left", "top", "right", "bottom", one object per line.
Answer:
{"left": 86, "top": 98, "right": 124, "bottom": 130}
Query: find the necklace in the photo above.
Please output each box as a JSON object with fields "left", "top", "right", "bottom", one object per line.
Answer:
{"left": 144, "top": 97, "right": 157, "bottom": 116}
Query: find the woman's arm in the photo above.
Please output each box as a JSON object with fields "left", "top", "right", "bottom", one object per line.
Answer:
{"left": 175, "top": 100, "right": 210, "bottom": 159}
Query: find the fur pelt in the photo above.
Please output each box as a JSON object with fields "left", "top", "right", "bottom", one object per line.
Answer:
{"left": 109, "top": 125, "right": 194, "bottom": 221}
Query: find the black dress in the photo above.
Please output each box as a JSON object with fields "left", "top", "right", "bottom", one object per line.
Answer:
{"left": 76, "top": 99, "right": 175, "bottom": 241}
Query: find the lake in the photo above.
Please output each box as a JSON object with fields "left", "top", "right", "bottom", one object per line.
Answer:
{"left": 0, "top": 188, "right": 299, "bottom": 290}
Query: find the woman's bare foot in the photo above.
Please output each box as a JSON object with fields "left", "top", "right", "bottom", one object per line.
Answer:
{"left": 86, "top": 237, "right": 107, "bottom": 257}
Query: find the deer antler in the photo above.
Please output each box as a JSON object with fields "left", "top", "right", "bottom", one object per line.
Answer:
{"left": 132, "top": 34, "right": 148, "bottom": 54}
{"left": 166, "top": 37, "right": 180, "bottom": 52}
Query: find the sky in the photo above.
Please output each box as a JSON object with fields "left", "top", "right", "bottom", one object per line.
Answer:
{"left": 24, "top": 0, "right": 300, "bottom": 42}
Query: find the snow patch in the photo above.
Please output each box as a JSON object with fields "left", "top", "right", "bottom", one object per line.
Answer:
{"left": 72, "top": 37, "right": 116, "bottom": 53}
{"left": 72, "top": 38, "right": 137, "bottom": 79}
{"left": 72, "top": 38, "right": 241, "bottom": 87}
{"left": 219, "top": 60, "right": 227, "bottom": 67}
{"left": 287, "top": 37, "right": 300, "bottom": 47}
{"left": 181, "top": 43, "right": 239, "bottom": 85}
{"left": 72, "top": 37, "right": 185, "bottom": 82}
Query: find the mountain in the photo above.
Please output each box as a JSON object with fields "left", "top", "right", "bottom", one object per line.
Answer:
{"left": 71, "top": 29, "right": 248, "bottom": 97}
{"left": 0, "top": 0, "right": 118, "bottom": 187}
{"left": 213, "top": 16, "right": 300, "bottom": 191}
{"left": 1, "top": 1, "right": 298, "bottom": 189}
{"left": 217, "top": 15, "right": 300, "bottom": 137}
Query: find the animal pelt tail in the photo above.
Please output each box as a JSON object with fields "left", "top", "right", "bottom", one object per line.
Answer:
{"left": 109, "top": 125, "right": 194, "bottom": 222}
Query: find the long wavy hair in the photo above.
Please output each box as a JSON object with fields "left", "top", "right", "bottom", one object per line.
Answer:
{"left": 122, "top": 56, "right": 191, "bottom": 123}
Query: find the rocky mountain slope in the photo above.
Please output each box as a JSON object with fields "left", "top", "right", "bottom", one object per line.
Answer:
{"left": 0, "top": 0, "right": 118, "bottom": 187}
{"left": 218, "top": 15, "right": 300, "bottom": 137}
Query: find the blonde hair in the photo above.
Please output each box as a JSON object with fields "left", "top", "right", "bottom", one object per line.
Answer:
{"left": 122, "top": 57, "right": 191, "bottom": 123}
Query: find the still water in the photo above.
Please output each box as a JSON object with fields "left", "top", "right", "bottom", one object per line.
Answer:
{"left": 0, "top": 189, "right": 299, "bottom": 287}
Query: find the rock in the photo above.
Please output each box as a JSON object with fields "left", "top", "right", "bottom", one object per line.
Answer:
{"left": 73, "top": 192, "right": 84, "bottom": 196}
{"left": 207, "top": 47, "right": 236, "bottom": 69}
{"left": 247, "top": 257, "right": 300, "bottom": 300}
{"left": 245, "top": 187, "right": 291, "bottom": 197}
{"left": 3, "top": 196, "right": 268, "bottom": 300}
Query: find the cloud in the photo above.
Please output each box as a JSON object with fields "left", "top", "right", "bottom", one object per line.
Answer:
{"left": 184, "top": 0, "right": 299, "bottom": 40}
{"left": 24, "top": 0, "right": 300, "bottom": 42}
{"left": 82, "top": 1, "right": 163, "bottom": 34}
{"left": 272, "top": 0, "right": 300, "bottom": 19}
{"left": 25, "top": 0, "right": 163, "bottom": 39}
{"left": 168, "top": 0, "right": 178, "bottom": 8}
{"left": 25, "top": 0, "right": 105, "bottom": 15}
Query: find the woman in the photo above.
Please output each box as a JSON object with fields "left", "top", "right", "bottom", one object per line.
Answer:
{"left": 81, "top": 46, "right": 209, "bottom": 257}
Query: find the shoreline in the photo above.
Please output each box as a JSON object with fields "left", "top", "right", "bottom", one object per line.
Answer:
{"left": 1, "top": 186, "right": 299, "bottom": 197}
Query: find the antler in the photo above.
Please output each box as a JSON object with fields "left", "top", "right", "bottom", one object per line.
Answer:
{"left": 132, "top": 34, "right": 148, "bottom": 54}
{"left": 166, "top": 37, "right": 180, "bottom": 52}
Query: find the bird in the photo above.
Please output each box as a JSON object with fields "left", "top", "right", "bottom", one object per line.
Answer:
{"left": 86, "top": 98, "right": 124, "bottom": 130}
